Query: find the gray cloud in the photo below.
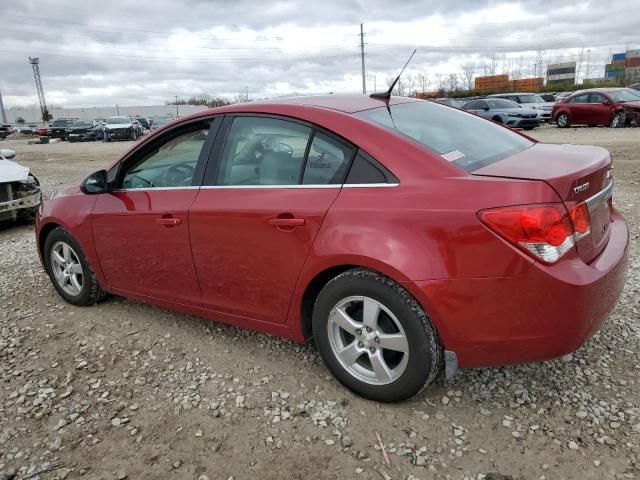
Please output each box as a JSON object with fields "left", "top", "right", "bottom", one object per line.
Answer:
{"left": 1, "top": 0, "right": 639, "bottom": 109}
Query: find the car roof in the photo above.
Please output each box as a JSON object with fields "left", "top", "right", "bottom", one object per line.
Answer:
{"left": 221, "top": 94, "right": 419, "bottom": 115}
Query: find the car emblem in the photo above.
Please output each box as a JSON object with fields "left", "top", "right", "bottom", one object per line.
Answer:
{"left": 573, "top": 182, "right": 590, "bottom": 194}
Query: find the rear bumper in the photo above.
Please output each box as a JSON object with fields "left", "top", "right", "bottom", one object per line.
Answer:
{"left": 413, "top": 210, "right": 629, "bottom": 368}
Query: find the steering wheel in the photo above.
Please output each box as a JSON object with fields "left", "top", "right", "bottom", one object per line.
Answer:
{"left": 277, "top": 142, "right": 293, "bottom": 157}
{"left": 161, "top": 163, "right": 195, "bottom": 187}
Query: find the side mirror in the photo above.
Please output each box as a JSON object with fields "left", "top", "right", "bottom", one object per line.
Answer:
{"left": 81, "top": 170, "right": 108, "bottom": 194}
{"left": 602, "top": 99, "right": 611, "bottom": 105}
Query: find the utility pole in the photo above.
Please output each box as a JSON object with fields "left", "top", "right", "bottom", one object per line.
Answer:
{"left": 245, "top": 86, "right": 249, "bottom": 101}
{"left": 0, "top": 90, "right": 6, "bottom": 124}
{"left": 174, "top": 95, "right": 179, "bottom": 116}
{"left": 360, "top": 24, "right": 366, "bottom": 94}
{"left": 29, "top": 57, "right": 49, "bottom": 122}
{"left": 116, "top": 104, "right": 119, "bottom": 115}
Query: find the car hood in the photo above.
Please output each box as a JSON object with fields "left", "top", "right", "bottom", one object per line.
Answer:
{"left": 105, "top": 123, "right": 132, "bottom": 128}
{"left": 0, "top": 158, "right": 31, "bottom": 182}
{"left": 621, "top": 101, "right": 640, "bottom": 109}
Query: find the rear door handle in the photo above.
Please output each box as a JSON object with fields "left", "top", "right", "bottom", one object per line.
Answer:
{"left": 268, "top": 218, "right": 305, "bottom": 227}
{"left": 156, "top": 216, "right": 182, "bottom": 227}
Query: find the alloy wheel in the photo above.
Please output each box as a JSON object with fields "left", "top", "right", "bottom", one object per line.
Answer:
{"left": 327, "top": 296, "right": 409, "bottom": 385}
{"left": 557, "top": 114, "right": 568, "bottom": 127}
{"left": 50, "top": 241, "right": 84, "bottom": 296}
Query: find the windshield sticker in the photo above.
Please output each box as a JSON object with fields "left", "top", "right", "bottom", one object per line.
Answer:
{"left": 441, "top": 150, "right": 466, "bottom": 162}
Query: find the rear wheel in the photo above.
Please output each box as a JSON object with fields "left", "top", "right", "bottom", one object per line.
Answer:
{"left": 556, "top": 112, "right": 570, "bottom": 128}
{"left": 43, "top": 227, "right": 105, "bottom": 306}
{"left": 610, "top": 112, "right": 625, "bottom": 128}
{"left": 312, "top": 269, "right": 442, "bottom": 402}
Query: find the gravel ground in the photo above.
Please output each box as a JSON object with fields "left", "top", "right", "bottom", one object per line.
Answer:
{"left": 1, "top": 125, "right": 639, "bottom": 480}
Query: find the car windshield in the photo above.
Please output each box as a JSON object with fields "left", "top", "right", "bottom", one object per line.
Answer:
{"left": 72, "top": 121, "right": 93, "bottom": 128}
{"left": 607, "top": 89, "right": 640, "bottom": 102}
{"left": 518, "top": 95, "right": 544, "bottom": 103}
{"left": 487, "top": 99, "right": 519, "bottom": 109}
{"left": 106, "top": 117, "right": 130, "bottom": 124}
{"left": 355, "top": 102, "right": 533, "bottom": 173}
{"left": 51, "top": 120, "right": 73, "bottom": 127}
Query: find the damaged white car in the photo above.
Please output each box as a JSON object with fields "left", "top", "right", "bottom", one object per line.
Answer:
{"left": 0, "top": 149, "right": 41, "bottom": 223}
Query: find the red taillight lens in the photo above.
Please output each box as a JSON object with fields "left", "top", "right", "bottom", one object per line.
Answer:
{"left": 569, "top": 203, "right": 590, "bottom": 236}
{"left": 479, "top": 203, "right": 591, "bottom": 263}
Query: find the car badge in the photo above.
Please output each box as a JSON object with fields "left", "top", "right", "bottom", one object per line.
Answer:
{"left": 573, "top": 182, "right": 590, "bottom": 194}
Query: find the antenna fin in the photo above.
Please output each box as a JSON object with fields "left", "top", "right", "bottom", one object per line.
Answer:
{"left": 370, "top": 49, "right": 417, "bottom": 100}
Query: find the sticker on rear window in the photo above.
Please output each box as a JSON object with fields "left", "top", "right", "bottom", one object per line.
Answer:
{"left": 441, "top": 150, "right": 466, "bottom": 162}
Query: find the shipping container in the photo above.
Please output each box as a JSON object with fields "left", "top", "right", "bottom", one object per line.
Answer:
{"left": 626, "top": 49, "right": 640, "bottom": 59}
{"left": 624, "top": 66, "right": 640, "bottom": 83}
{"left": 548, "top": 72, "right": 576, "bottom": 81}
{"left": 605, "top": 63, "right": 625, "bottom": 71}
{"left": 606, "top": 70, "right": 625, "bottom": 78}
{"left": 625, "top": 57, "right": 640, "bottom": 68}
{"left": 612, "top": 59, "right": 626, "bottom": 66}
{"left": 612, "top": 52, "right": 626, "bottom": 61}
{"left": 584, "top": 77, "right": 607, "bottom": 84}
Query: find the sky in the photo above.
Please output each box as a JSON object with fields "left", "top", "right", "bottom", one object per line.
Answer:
{"left": 1, "top": 0, "right": 639, "bottom": 109}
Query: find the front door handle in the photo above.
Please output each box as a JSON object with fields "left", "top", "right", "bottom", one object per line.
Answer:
{"left": 268, "top": 217, "right": 305, "bottom": 227}
{"left": 156, "top": 216, "right": 182, "bottom": 227}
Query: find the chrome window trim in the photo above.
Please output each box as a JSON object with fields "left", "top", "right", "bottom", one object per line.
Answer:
{"left": 114, "top": 186, "right": 201, "bottom": 192}
{"left": 112, "top": 183, "right": 400, "bottom": 192}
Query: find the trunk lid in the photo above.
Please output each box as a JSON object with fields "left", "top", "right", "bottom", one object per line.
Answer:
{"left": 473, "top": 143, "right": 613, "bottom": 263}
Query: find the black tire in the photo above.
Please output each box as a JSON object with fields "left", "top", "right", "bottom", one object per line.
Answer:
{"left": 523, "top": 126, "right": 535, "bottom": 130}
{"left": 130, "top": 129, "right": 137, "bottom": 141}
{"left": 556, "top": 112, "right": 570, "bottom": 128}
{"left": 312, "top": 269, "right": 442, "bottom": 402}
{"left": 610, "top": 112, "right": 625, "bottom": 128}
{"left": 43, "top": 227, "right": 106, "bottom": 306}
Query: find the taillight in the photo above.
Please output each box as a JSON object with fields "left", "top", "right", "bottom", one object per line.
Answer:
{"left": 479, "top": 203, "right": 591, "bottom": 263}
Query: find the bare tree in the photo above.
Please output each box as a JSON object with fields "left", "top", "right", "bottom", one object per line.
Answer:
{"left": 461, "top": 60, "right": 476, "bottom": 90}
{"left": 446, "top": 74, "right": 460, "bottom": 92}
{"left": 482, "top": 54, "right": 500, "bottom": 76}
{"left": 417, "top": 73, "right": 429, "bottom": 93}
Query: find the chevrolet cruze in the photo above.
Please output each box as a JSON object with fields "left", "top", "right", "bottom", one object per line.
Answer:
{"left": 36, "top": 95, "right": 629, "bottom": 402}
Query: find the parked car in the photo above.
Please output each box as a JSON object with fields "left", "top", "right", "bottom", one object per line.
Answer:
{"left": 36, "top": 126, "right": 50, "bottom": 137}
{"left": 432, "top": 98, "right": 464, "bottom": 108}
{"left": 36, "top": 95, "right": 628, "bottom": 402}
{"left": 149, "top": 116, "right": 174, "bottom": 131}
{"left": 17, "top": 125, "right": 36, "bottom": 135}
{"left": 135, "top": 117, "right": 150, "bottom": 130}
{"left": 461, "top": 98, "right": 540, "bottom": 129}
{"left": 102, "top": 116, "right": 141, "bottom": 141}
{"left": 66, "top": 120, "right": 100, "bottom": 142}
{"left": 552, "top": 88, "right": 640, "bottom": 128}
{"left": 627, "top": 83, "right": 640, "bottom": 92}
{"left": 488, "top": 93, "right": 554, "bottom": 121}
{"left": 554, "top": 91, "right": 574, "bottom": 102}
{"left": 49, "top": 119, "right": 75, "bottom": 140}
{"left": 0, "top": 124, "right": 11, "bottom": 140}
{"left": 538, "top": 93, "right": 557, "bottom": 102}
{"left": 1, "top": 148, "right": 41, "bottom": 223}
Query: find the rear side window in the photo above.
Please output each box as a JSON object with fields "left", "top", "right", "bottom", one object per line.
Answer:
{"left": 355, "top": 102, "right": 533, "bottom": 172}
{"left": 302, "top": 132, "right": 354, "bottom": 184}
{"left": 345, "top": 152, "right": 396, "bottom": 184}
{"left": 570, "top": 94, "right": 590, "bottom": 104}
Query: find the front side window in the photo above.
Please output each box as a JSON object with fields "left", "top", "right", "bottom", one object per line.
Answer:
{"left": 356, "top": 102, "right": 533, "bottom": 173}
{"left": 570, "top": 94, "right": 590, "bottom": 104}
{"left": 121, "top": 126, "right": 209, "bottom": 189}
{"left": 217, "top": 117, "right": 312, "bottom": 186}
{"left": 589, "top": 93, "right": 606, "bottom": 103}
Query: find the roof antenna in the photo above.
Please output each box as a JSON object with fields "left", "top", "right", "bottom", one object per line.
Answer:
{"left": 370, "top": 49, "right": 417, "bottom": 100}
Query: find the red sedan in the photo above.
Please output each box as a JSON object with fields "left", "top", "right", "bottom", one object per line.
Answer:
{"left": 36, "top": 95, "right": 629, "bottom": 402}
{"left": 552, "top": 88, "right": 640, "bottom": 128}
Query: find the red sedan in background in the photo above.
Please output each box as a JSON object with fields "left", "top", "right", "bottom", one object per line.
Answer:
{"left": 552, "top": 88, "right": 640, "bottom": 128}
{"left": 36, "top": 95, "right": 628, "bottom": 402}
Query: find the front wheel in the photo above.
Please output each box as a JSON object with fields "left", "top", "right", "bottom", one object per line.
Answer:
{"left": 556, "top": 112, "right": 570, "bottom": 128}
{"left": 312, "top": 269, "right": 442, "bottom": 402}
{"left": 610, "top": 112, "right": 625, "bottom": 128}
{"left": 43, "top": 227, "right": 105, "bottom": 306}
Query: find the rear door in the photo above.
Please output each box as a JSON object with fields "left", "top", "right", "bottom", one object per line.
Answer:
{"left": 91, "top": 119, "right": 219, "bottom": 305}
{"left": 567, "top": 93, "right": 591, "bottom": 124}
{"left": 189, "top": 115, "right": 355, "bottom": 323}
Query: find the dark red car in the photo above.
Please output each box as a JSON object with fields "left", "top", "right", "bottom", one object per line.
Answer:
{"left": 36, "top": 95, "right": 629, "bottom": 402}
{"left": 552, "top": 88, "right": 640, "bottom": 128}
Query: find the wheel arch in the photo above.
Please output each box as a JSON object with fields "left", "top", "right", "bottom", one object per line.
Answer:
{"left": 38, "top": 221, "right": 62, "bottom": 260}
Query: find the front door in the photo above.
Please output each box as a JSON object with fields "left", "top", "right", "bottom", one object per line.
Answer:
{"left": 588, "top": 93, "right": 614, "bottom": 125}
{"left": 92, "top": 121, "right": 215, "bottom": 305}
{"left": 567, "top": 93, "right": 591, "bottom": 124}
{"left": 189, "top": 115, "right": 355, "bottom": 323}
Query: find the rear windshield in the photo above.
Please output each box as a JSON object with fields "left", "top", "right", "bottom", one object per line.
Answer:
{"left": 355, "top": 102, "right": 533, "bottom": 172}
